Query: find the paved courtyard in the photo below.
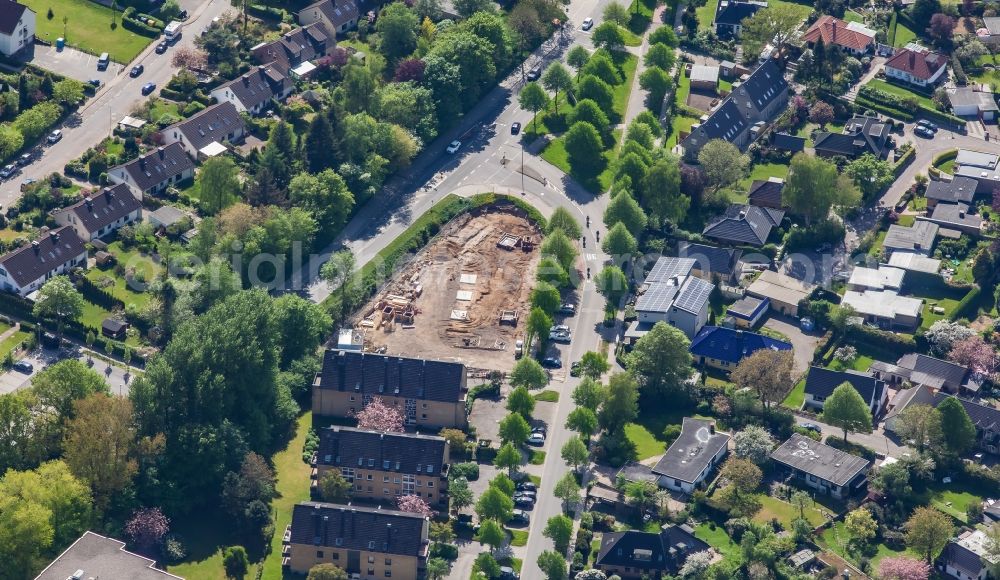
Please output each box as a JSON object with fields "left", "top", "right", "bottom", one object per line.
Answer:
{"left": 22, "top": 43, "right": 124, "bottom": 83}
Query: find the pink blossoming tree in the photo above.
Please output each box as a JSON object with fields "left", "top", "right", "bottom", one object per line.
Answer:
{"left": 397, "top": 494, "right": 434, "bottom": 517}
{"left": 878, "top": 556, "right": 931, "bottom": 580}
{"left": 354, "top": 397, "right": 405, "bottom": 432}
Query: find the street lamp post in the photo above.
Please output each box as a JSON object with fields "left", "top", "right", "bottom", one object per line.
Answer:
{"left": 520, "top": 143, "right": 524, "bottom": 194}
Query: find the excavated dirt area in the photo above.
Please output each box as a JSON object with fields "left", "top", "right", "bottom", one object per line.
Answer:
{"left": 354, "top": 209, "right": 541, "bottom": 372}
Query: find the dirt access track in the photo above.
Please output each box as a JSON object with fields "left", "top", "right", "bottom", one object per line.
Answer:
{"left": 355, "top": 208, "right": 542, "bottom": 372}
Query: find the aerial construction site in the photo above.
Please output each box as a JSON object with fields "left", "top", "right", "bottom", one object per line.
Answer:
{"left": 351, "top": 208, "right": 542, "bottom": 371}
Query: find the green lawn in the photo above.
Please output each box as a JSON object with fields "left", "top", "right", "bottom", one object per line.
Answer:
{"left": 541, "top": 129, "right": 621, "bottom": 193}
{"left": 534, "top": 390, "right": 559, "bottom": 402}
{"left": 694, "top": 522, "right": 739, "bottom": 559}
{"left": 529, "top": 450, "right": 546, "bottom": 465}
{"left": 820, "top": 520, "right": 919, "bottom": 569}
{"left": 737, "top": 162, "right": 791, "bottom": 192}
{"left": 767, "top": 0, "right": 813, "bottom": 21}
{"left": 508, "top": 529, "right": 529, "bottom": 547}
{"left": 619, "top": 24, "right": 642, "bottom": 47}
{"left": 148, "top": 99, "right": 181, "bottom": 124}
{"left": 843, "top": 10, "right": 865, "bottom": 24}
{"left": 624, "top": 422, "right": 665, "bottom": 460}
{"left": 919, "top": 296, "right": 960, "bottom": 331}
{"left": 828, "top": 355, "right": 875, "bottom": 373}
{"left": 21, "top": 0, "right": 156, "bottom": 62}
{"left": 754, "top": 494, "right": 826, "bottom": 528}
{"left": 169, "top": 413, "right": 314, "bottom": 579}
{"left": 612, "top": 54, "right": 640, "bottom": 120}
{"left": 864, "top": 79, "right": 935, "bottom": 109}
{"left": 888, "top": 11, "right": 917, "bottom": 48}
{"left": 867, "top": 230, "right": 887, "bottom": 258}
{"left": 896, "top": 214, "right": 915, "bottom": 227}
{"left": 782, "top": 379, "right": 806, "bottom": 409}
{"left": 666, "top": 114, "right": 698, "bottom": 149}
{"left": 696, "top": 0, "right": 721, "bottom": 32}
{"left": 928, "top": 484, "right": 983, "bottom": 523}
{"left": 675, "top": 68, "right": 692, "bottom": 108}
{"left": 0, "top": 330, "right": 30, "bottom": 361}
{"left": 79, "top": 301, "right": 114, "bottom": 332}
{"left": 84, "top": 242, "right": 164, "bottom": 311}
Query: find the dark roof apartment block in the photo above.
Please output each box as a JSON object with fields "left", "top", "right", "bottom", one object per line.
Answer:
{"left": 885, "top": 47, "right": 948, "bottom": 82}
{"left": 316, "top": 349, "right": 466, "bottom": 403}
{"left": 651, "top": 418, "right": 730, "bottom": 483}
{"left": 770, "top": 434, "right": 870, "bottom": 487}
{"left": 734, "top": 58, "right": 788, "bottom": 115}
{"left": 0, "top": 0, "right": 29, "bottom": 35}
{"left": 692, "top": 99, "right": 750, "bottom": 144}
{"left": 703, "top": 204, "right": 784, "bottom": 246}
{"left": 34, "top": 531, "right": 183, "bottom": 580}
{"left": 0, "top": 227, "right": 86, "bottom": 289}
{"left": 678, "top": 242, "right": 743, "bottom": 278}
{"left": 597, "top": 524, "right": 710, "bottom": 574}
{"left": 689, "top": 326, "right": 792, "bottom": 364}
{"left": 317, "top": 426, "right": 448, "bottom": 475}
{"left": 54, "top": 184, "right": 141, "bottom": 235}
{"left": 169, "top": 101, "right": 246, "bottom": 153}
{"left": 803, "top": 366, "right": 885, "bottom": 409}
{"left": 746, "top": 176, "right": 785, "bottom": 208}
{"left": 290, "top": 502, "right": 428, "bottom": 556}
{"left": 926, "top": 176, "right": 977, "bottom": 205}
{"left": 113, "top": 142, "right": 196, "bottom": 193}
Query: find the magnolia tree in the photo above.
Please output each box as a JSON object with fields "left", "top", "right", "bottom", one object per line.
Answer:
{"left": 679, "top": 551, "right": 714, "bottom": 578}
{"left": 949, "top": 335, "right": 999, "bottom": 378}
{"left": 354, "top": 397, "right": 405, "bottom": 432}
{"left": 397, "top": 494, "right": 434, "bottom": 517}
{"left": 925, "top": 320, "right": 976, "bottom": 356}
{"left": 877, "top": 556, "right": 932, "bottom": 580}
{"left": 125, "top": 507, "right": 170, "bottom": 553}
{"left": 574, "top": 570, "right": 608, "bottom": 580}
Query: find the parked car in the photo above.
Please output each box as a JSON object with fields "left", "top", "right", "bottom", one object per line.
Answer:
{"left": 141, "top": 82, "right": 157, "bottom": 96}
{"left": 510, "top": 510, "right": 530, "bottom": 525}
{"left": 915, "top": 126, "right": 934, "bottom": 138}
{"left": 532, "top": 425, "right": 547, "bottom": 436}
{"left": 155, "top": 41, "right": 168, "bottom": 54}
{"left": 527, "top": 433, "right": 545, "bottom": 446}
{"left": 0, "top": 164, "right": 17, "bottom": 179}
{"left": 47, "top": 130, "right": 62, "bottom": 144}
{"left": 799, "top": 422, "right": 821, "bottom": 433}
{"left": 499, "top": 566, "right": 520, "bottom": 580}
{"left": 130, "top": 64, "right": 144, "bottom": 77}
{"left": 446, "top": 140, "right": 461, "bottom": 154}
{"left": 514, "top": 491, "right": 537, "bottom": 502}
{"left": 917, "top": 119, "right": 938, "bottom": 132}
{"left": 87, "top": 78, "right": 102, "bottom": 88}
{"left": 12, "top": 360, "right": 33, "bottom": 373}
{"left": 582, "top": 17, "right": 595, "bottom": 29}
{"left": 553, "top": 324, "right": 570, "bottom": 333}
{"left": 549, "top": 330, "right": 571, "bottom": 343}
{"left": 514, "top": 338, "right": 524, "bottom": 358}
{"left": 510, "top": 121, "right": 521, "bottom": 135}
{"left": 559, "top": 303, "right": 576, "bottom": 315}
{"left": 513, "top": 495, "right": 535, "bottom": 508}
{"left": 541, "top": 356, "right": 562, "bottom": 369}
{"left": 516, "top": 482, "right": 536, "bottom": 492}
{"left": 526, "top": 66, "right": 541, "bottom": 81}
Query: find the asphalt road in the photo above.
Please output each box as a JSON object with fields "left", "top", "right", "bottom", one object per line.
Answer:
{"left": 0, "top": 0, "right": 233, "bottom": 207}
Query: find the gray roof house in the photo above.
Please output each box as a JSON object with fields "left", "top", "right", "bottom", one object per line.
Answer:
{"left": 954, "top": 148, "right": 1000, "bottom": 194}
{"left": 651, "top": 418, "right": 730, "bottom": 493}
{"left": 34, "top": 531, "right": 183, "bottom": 580}
{"left": 298, "top": 0, "right": 359, "bottom": 36}
{"left": 703, "top": 204, "right": 784, "bottom": 246}
{"left": 948, "top": 87, "right": 999, "bottom": 121}
{"left": 813, "top": 116, "right": 891, "bottom": 159}
{"left": 747, "top": 176, "right": 785, "bottom": 209}
{"left": 802, "top": 366, "right": 887, "bottom": 416}
{"left": 52, "top": 184, "right": 142, "bottom": 242}
{"left": 678, "top": 241, "right": 742, "bottom": 283}
{"left": 883, "top": 220, "right": 939, "bottom": 255}
{"left": 770, "top": 434, "right": 870, "bottom": 499}
{"left": 925, "top": 176, "right": 977, "bottom": 207}
{"left": 874, "top": 353, "right": 980, "bottom": 395}
{"left": 920, "top": 202, "right": 983, "bottom": 236}
{"left": 108, "top": 142, "right": 196, "bottom": 198}
{"left": 596, "top": 524, "right": 711, "bottom": 579}
{"left": 251, "top": 23, "right": 332, "bottom": 77}
{"left": 210, "top": 65, "right": 293, "bottom": 115}
{"left": 886, "top": 386, "right": 1000, "bottom": 454}
{"left": 681, "top": 59, "right": 788, "bottom": 159}
{"left": 626, "top": 257, "right": 715, "bottom": 341}
{"left": 161, "top": 102, "right": 247, "bottom": 159}
{"left": 714, "top": 0, "right": 767, "bottom": 38}
{"left": 937, "top": 529, "right": 1000, "bottom": 580}
{"left": 0, "top": 227, "right": 87, "bottom": 297}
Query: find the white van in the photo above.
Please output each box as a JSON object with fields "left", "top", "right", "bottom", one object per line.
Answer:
{"left": 97, "top": 52, "right": 109, "bottom": 70}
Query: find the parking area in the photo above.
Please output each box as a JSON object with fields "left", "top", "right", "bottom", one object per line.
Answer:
{"left": 0, "top": 349, "right": 56, "bottom": 394}
{"left": 25, "top": 44, "right": 123, "bottom": 84}
{"left": 0, "top": 344, "right": 135, "bottom": 395}
{"left": 763, "top": 314, "right": 822, "bottom": 376}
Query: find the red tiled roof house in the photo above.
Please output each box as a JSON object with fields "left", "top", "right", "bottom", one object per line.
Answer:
{"left": 801, "top": 15, "right": 875, "bottom": 56}
{"left": 884, "top": 47, "right": 948, "bottom": 87}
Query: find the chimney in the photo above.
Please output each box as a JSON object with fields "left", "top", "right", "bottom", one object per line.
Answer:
{"left": 31, "top": 240, "right": 39, "bottom": 251}
{"left": 157, "top": 146, "right": 165, "bottom": 159}
{"left": 959, "top": 209, "right": 966, "bottom": 218}
{"left": 339, "top": 506, "right": 346, "bottom": 537}
{"left": 139, "top": 157, "right": 146, "bottom": 170}
{"left": 386, "top": 523, "right": 393, "bottom": 550}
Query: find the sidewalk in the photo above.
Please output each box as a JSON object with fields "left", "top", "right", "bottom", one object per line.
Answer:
{"left": 619, "top": 4, "right": 672, "bottom": 141}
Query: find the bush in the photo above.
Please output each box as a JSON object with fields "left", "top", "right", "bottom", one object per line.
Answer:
{"left": 430, "top": 542, "right": 458, "bottom": 560}
{"left": 784, "top": 220, "right": 846, "bottom": 253}
{"left": 450, "top": 462, "right": 480, "bottom": 481}
{"left": 951, "top": 285, "right": 981, "bottom": 321}
{"left": 182, "top": 101, "right": 207, "bottom": 117}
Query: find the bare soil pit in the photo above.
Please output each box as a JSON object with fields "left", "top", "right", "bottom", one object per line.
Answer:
{"left": 354, "top": 209, "right": 541, "bottom": 372}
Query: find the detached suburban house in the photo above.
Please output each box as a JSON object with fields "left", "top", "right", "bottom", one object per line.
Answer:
{"left": 948, "top": 87, "right": 999, "bottom": 121}
{"left": 689, "top": 326, "right": 792, "bottom": 371}
{"left": 251, "top": 23, "right": 332, "bottom": 77}
{"left": 770, "top": 434, "right": 871, "bottom": 499}
{"left": 108, "top": 143, "right": 196, "bottom": 198}
{"left": 0, "top": 0, "right": 35, "bottom": 58}
{"left": 813, "top": 115, "right": 891, "bottom": 159}
{"left": 937, "top": 528, "right": 1000, "bottom": 580}
{"left": 285, "top": 502, "right": 428, "bottom": 577}
{"left": 596, "top": 524, "right": 711, "bottom": 580}
{"left": 625, "top": 257, "right": 714, "bottom": 342}
{"left": 801, "top": 15, "right": 875, "bottom": 55}
{"left": 161, "top": 102, "right": 247, "bottom": 160}
{"left": 702, "top": 204, "right": 784, "bottom": 247}
{"left": 954, "top": 149, "right": 1000, "bottom": 193}
{"left": 884, "top": 46, "right": 948, "bottom": 87}
{"left": 841, "top": 289, "right": 923, "bottom": 330}
{"left": 298, "top": 0, "right": 359, "bottom": 37}
{"left": 873, "top": 353, "right": 981, "bottom": 396}
{"left": 746, "top": 177, "right": 785, "bottom": 209}
{"left": 313, "top": 350, "right": 468, "bottom": 429}
{"left": 678, "top": 242, "right": 742, "bottom": 284}
{"left": 883, "top": 220, "right": 938, "bottom": 256}
{"left": 35, "top": 531, "right": 184, "bottom": 580}
{"left": 52, "top": 184, "right": 142, "bottom": 241}
{"left": 802, "top": 366, "right": 888, "bottom": 416}
{"left": 925, "top": 176, "right": 977, "bottom": 209}
{"left": 314, "top": 426, "right": 450, "bottom": 507}
{"left": 714, "top": 0, "right": 766, "bottom": 38}
{"left": 210, "top": 65, "right": 293, "bottom": 115}
{"left": 746, "top": 269, "right": 817, "bottom": 317}
{"left": 651, "top": 418, "right": 730, "bottom": 493}
{"left": 885, "top": 386, "right": 1000, "bottom": 455}
{"left": 920, "top": 202, "right": 984, "bottom": 236}
{"left": 0, "top": 227, "right": 86, "bottom": 297}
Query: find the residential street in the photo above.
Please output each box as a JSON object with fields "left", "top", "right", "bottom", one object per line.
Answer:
{"left": 0, "top": 0, "right": 232, "bottom": 208}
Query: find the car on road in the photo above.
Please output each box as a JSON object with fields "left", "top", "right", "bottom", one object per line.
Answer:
{"left": 799, "top": 422, "right": 821, "bottom": 433}
{"left": 527, "top": 432, "right": 545, "bottom": 446}
{"left": 130, "top": 64, "right": 144, "bottom": 77}
{"left": 516, "top": 481, "right": 536, "bottom": 492}
{"left": 12, "top": 360, "right": 33, "bottom": 373}
{"left": 155, "top": 41, "right": 169, "bottom": 54}
{"left": 559, "top": 303, "right": 576, "bottom": 315}
{"left": 141, "top": 82, "right": 157, "bottom": 96}
{"left": 526, "top": 66, "right": 541, "bottom": 81}
{"left": 88, "top": 78, "right": 102, "bottom": 88}
{"left": 510, "top": 121, "right": 521, "bottom": 135}
{"left": 917, "top": 119, "right": 938, "bottom": 132}
{"left": 510, "top": 510, "right": 530, "bottom": 525}
{"left": 915, "top": 126, "right": 934, "bottom": 138}
{"left": 582, "top": 17, "right": 594, "bottom": 30}
{"left": 541, "top": 356, "right": 562, "bottom": 369}
{"left": 0, "top": 164, "right": 17, "bottom": 179}
{"left": 446, "top": 140, "right": 461, "bottom": 154}
{"left": 47, "top": 130, "right": 62, "bottom": 144}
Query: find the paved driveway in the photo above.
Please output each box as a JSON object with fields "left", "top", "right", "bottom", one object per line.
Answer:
{"left": 763, "top": 314, "right": 821, "bottom": 376}
{"left": 23, "top": 44, "right": 124, "bottom": 83}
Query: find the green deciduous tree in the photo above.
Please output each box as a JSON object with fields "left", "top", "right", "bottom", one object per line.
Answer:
{"left": 846, "top": 153, "right": 895, "bottom": 198}
{"left": 475, "top": 486, "right": 514, "bottom": 522}
{"left": 223, "top": 545, "right": 249, "bottom": 579}
{"left": 598, "top": 372, "right": 639, "bottom": 432}
{"left": 935, "top": 396, "right": 977, "bottom": 456}
{"left": 453, "top": 0, "right": 493, "bottom": 17}
{"left": 526, "top": 307, "right": 553, "bottom": 348}
{"left": 494, "top": 441, "right": 523, "bottom": 477}
{"left": 603, "top": 0, "right": 629, "bottom": 25}
{"left": 783, "top": 153, "right": 861, "bottom": 224}
{"left": 601, "top": 221, "right": 638, "bottom": 261}
{"left": 577, "top": 75, "right": 614, "bottom": 112}
{"left": 499, "top": 413, "right": 531, "bottom": 445}
{"left": 604, "top": 191, "right": 647, "bottom": 236}
{"left": 510, "top": 357, "right": 548, "bottom": 390}
{"left": 577, "top": 351, "right": 610, "bottom": 379}
{"left": 448, "top": 476, "right": 473, "bottom": 514}
{"left": 561, "top": 436, "right": 589, "bottom": 472}
{"left": 641, "top": 158, "right": 688, "bottom": 224}
{"left": 506, "top": 387, "right": 535, "bottom": 418}
{"left": 639, "top": 66, "right": 673, "bottom": 108}
{"left": 740, "top": 5, "right": 804, "bottom": 64}
{"left": 645, "top": 43, "right": 675, "bottom": 70}
{"left": 33, "top": 276, "right": 84, "bottom": 335}
{"left": 564, "top": 121, "right": 604, "bottom": 173}
{"left": 547, "top": 206, "right": 582, "bottom": 239}
{"left": 625, "top": 322, "right": 693, "bottom": 398}
{"left": 895, "top": 404, "right": 941, "bottom": 453}
{"left": 538, "top": 549, "right": 568, "bottom": 580}
{"left": 731, "top": 349, "right": 793, "bottom": 411}
{"left": 531, "top": 281, "right": 561, "bottom": 316}
{"left": 542, "top": 62, "right": 573, "bottom": 112}
{"left": 377, "top": 2, "right": 419, "bottom": 63}
{"left": 573, "top": 377, "right": 607, "bottom": 410}
{"left": 553, "top": 470, "right": 581, "bottom": 511}
{"left": 567, "top": 45, "right": 591, "bottom": 77}
{"left": 595, "top": 265, "right": 629, "bottom": 307}
{"left": 698, "top": 139, "right": 750, "bottom": 191}
{"left": 478, "top": 518, "right": 506, "bottom": 552}
{"left": 52, "top": 79, "right": 85, "bottom": 105}
{"left": 905, "top": 506, "right": 953, "bottom": 563}
{"left": 318, "top": 469, "right": 351, "bottom": 503}
{"left": 581, "top": 52, "right": 621, "bottom": 85}
{"left": 198, "top": 156, "right": 241, "bottom": 215}
{"left": 592, "top": 21, "right": 625, "bottom": 51}
{"left": 543, "top": 514, "right": 574, "bottom": 552}
{"left": 63, "top": 393, "right": 136, "bottom": 514}
{"left": 541, "top": 229, "right": 578, "bottom": 274}
{"left": 519, "top": 81, "right": 548, "bottom": 132}
{"left": 566, "top": 407, "right": 599, "bottom": 439}
{"left": 845, "top": 507, "right": 878, "bottom": 548}
{"left": 822, "top": 382, "right": 873, "bottom": 441}
{"left": 308, "top": 563, "right": 349, "bottom": 580}
{"left": 32, "top": 359, "right": 108, "bottom": 427}
{"left": 569, "top": 99, "right": 611, "bottom": 137}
